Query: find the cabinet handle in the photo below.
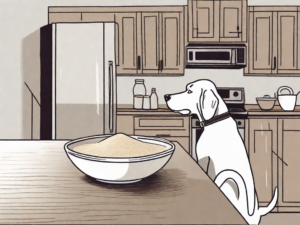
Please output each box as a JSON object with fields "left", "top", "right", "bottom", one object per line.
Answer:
{"left": 158, "top": 60, "right": 161, "bottom": 71}
{"left": 161, "top": 60, "right": 164, "bottom": 71}
{"left": 137, "top": 56, "right": 141, "bottom": 70}
{"left": 273, "top": 57, "right": 277, "bottom": 70}
{"left": 237, "top": 26, "right": 239, "bottom": 31}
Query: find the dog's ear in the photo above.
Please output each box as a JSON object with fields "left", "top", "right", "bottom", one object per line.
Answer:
{"left": 199, "top": 89, "right": 219, "bottom": 121}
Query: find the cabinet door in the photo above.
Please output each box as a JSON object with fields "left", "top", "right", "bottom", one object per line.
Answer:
{"left": 141, "top": 13, "right": 160, "bottom": 74}
{"left": 248, "top": 119, "right": 278, "bottom": 208}
{"left": 49, "top": 13, "right": 82, "bottom": 23}
{"left": 81, "top": 13, "right": 114, "bottom": 22}
{"left": 277, "top": 119, "right": 300, "bottom": 211}
{"left": 188, "top": 0, "right": 219, "bottom": 42}
{"left": 219, "top": 0, "right": 247, "bottom": 42}
{"left": 115, "top": 13, "right": 139, "bottom": 74}
{"left": 277, "top": 12, "right": 298, "bottom": 73}
{"left": 160, "top": 12, "right": 184, "bottom": 75}
{"left": 249, "top": 12, "right": 278, "bottom": 74}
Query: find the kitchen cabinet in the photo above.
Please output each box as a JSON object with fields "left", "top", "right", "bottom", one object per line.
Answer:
{"left": 49, "top": 7, "right": 184, "bottom": 76}
{"left": 219, "top": 0, "right": 247, "bottom": 42}
{"left": 134, "top": 116, "right": 190, "bottom": 152}
{"left": 277, "top": 119, "right": 300, "bottom": 211}
{"left": 115, "top": 13, "right": 139, "bottom": 74}
{"left": 188, "top": 0, "right": 247, "bottom": 43}
{"left": 117, "top": 114, "right": 190, "bottom": 153}
{"left": 188, "top": 0, "right": 219, "bottom": 42}
{"left": 247, "top": 118, "right": 278, "bottom": 208}
{"left": 48, "top": 13, "right": 82, "bottom": 23}
{"left": 246, "top": 114, "right": 300, "bottom": 212}
{"left": 141, "top": 13, "right": 160, "bottom": 74}
{"left": 247, "top": 7, "right": 300, "bottom": 75}
{"left": 159, "top": 12, "right": 184, "bottom": 74}
{"left": 141, "top": 12, "right": 184, "bottom": 75}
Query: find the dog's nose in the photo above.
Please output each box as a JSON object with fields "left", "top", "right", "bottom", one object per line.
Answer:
{"left": 164, "top": 94, "right": 171, "bottom": 102}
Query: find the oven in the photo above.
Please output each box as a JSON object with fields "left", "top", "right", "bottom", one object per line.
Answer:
{"left": 186, "top": 44, "right": 247, "bottom": 69}
{"left": 190, "top": 87, "right": 248, "bottom": 161}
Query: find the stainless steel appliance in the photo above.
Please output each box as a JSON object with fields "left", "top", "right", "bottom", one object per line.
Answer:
{"left": 186, "top": 44, "right": 247, "bottom": 69}
{"left": 190, "top": 87, "right": 248, "bottom": 161}
{"left": 40, "top": 22, "right": 117, "bottom": 140}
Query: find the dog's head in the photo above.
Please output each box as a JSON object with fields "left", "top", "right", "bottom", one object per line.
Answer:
{"left": 165, "top": 79, "right": 220, "bottom": 121}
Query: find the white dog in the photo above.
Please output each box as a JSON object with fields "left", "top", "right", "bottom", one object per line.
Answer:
{"left": 165, "top": 79, "right": 278, "bottom": 225}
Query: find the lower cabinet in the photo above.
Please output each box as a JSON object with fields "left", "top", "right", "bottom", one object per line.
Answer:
{"left": 277, "top": 119, "right": 300, "bottom": 212}
{"left": 246, "top": 117, "right": 300, "bottom": 212}
{"left": 247, "top": 119, "right": 278, "bottom": 209}
{"left": 117, "top": 115, "right": 190, "bottom": 152}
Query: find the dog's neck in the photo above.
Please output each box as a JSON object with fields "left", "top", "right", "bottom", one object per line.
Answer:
{"left": 196, "top": 98, "right": 229, "bottom": 122}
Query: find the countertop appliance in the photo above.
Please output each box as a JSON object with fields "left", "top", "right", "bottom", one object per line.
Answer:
{"left": 186, "top": 44, "right": 247, "bottom": 69}
{"left": 190, "top": 87, "right": 248, "bottom": 161}
{"left": 40, "top": 22, "right": 117, "bottom": 140}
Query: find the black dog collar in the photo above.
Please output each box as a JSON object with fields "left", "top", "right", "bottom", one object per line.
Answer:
{"left": 198, "top": 112, "right": 231, "bottom": 128}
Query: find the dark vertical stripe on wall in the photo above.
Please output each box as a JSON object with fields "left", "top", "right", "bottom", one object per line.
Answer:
{"left": 40, "top": 24, "right": 53, "bottom": 140}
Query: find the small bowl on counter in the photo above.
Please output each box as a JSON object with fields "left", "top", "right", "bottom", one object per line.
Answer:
{"left": 256, "top": 95, "right": 277, "bottom": 111}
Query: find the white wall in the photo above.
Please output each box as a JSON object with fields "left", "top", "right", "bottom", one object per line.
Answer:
{"left": 1, "top": 0, "right": 300, "bottom": 139}
{"left": 117, "top": 69, "right": 300, "bottom": 105}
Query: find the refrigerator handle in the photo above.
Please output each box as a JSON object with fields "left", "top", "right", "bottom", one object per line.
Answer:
{"left": 108, "top": 61, "right": 114, "bottom": 133}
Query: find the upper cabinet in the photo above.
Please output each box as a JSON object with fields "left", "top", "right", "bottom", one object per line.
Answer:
{"left": 247, "top": 7, "right": 300, "bottom": 76}
{"left": 48, "top": 7, "right": 184, "bottom": 76}
{"left": 188, "top": 0, "right": 247, "bottom": 43}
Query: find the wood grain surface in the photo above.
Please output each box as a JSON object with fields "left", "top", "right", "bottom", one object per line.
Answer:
{"left": 0, "top": 141, "right": 246, "bottom": 224}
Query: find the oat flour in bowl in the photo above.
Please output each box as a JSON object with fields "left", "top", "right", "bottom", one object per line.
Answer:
{"left": 73, "top": 133, "right": 169, "bottom": 158}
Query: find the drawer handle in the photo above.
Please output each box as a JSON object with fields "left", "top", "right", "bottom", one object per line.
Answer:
{"left": 156, "top": 134, "right": 171, "bottom": 137}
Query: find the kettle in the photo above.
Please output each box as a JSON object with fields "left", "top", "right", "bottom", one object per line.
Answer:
{"left": 277, "top": 86, "right": 300, "bottom": 111}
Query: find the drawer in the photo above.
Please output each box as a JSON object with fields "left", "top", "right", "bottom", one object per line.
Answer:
{"left": 134, "top": 116, "right": 189, "bottom": 129}
{"left": 134, "top": 116, "right": 189, "bottom": 137}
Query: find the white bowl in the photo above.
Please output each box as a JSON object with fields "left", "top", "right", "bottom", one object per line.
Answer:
{"left": 64, "top": 135, "right": 175, "bottom": 184}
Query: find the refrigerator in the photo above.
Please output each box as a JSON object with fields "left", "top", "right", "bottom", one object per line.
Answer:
{"left": 40, "top": 23, "right": 117, "bottom": 140}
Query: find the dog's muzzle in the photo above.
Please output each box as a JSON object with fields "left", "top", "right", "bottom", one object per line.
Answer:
{"left": 164, "top": 94, "right": 171, "bottom": 102}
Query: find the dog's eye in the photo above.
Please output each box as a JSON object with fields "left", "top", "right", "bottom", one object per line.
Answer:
{"left": 187, "top": 90, "right": 193, "bottom": 94}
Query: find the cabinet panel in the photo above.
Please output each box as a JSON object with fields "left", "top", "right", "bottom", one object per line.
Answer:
{"left": 188, "top": 0, "right": 219, "bottom": 42}
{"left": 249, "top": 12, "right": 277, "bottom": 74}
{"left": 282, "top": 131, "right": 300, "bottom": 202}
{"left": 141, "top": 13, "right": 160, "bottom": 74}
{"left": 219, "top": 0, "right": 246, "bottom": 42}
{"left": 49, "top": 13, "right": 82, "bottom": 23}
{"left": 248, "top": 119, "right": 277, "bottom": 206}
{"left": 81, "top": 13, "right": 114, "bottom": 22}
{"left": 278, "top": 119, "right": 300, "bottom": 210}
{"left": 160, "top": 12, "right": 184, "bottom": 74}
{"left": 115, "top": 13, "right": 139, "bottom": 74}
{"left": 116, "top": 115, "right": 134, "bottom": 135}
{"left": 277, "top": 12, "right": 298, "bottom": 72}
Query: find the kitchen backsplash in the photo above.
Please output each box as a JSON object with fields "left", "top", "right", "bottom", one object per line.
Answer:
{"left": 117, "top": 69, "right": 300, "bottom": 105}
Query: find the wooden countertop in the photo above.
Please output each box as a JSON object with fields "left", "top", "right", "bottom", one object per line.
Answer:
{"left": 246, "top": 104, "right": 300, "bottom": 117}
{"left": 0, "top": 141, "right": 246, "bottom": 224}
{"left": 117, "top": 104, "right": 183, "bottom": 116}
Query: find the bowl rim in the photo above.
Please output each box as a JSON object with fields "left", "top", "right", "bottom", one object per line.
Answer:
{"left": 64, "top": 134, "right": 175, "bottom": 163}
{"left": 256, "top": 97, "right": 277, "bottom": 101}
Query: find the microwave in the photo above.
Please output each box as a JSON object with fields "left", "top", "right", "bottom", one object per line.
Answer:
{"left": 185, "top": 44, "right": 247, "bottom": 69}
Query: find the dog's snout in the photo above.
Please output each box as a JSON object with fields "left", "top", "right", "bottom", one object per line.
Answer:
{"left": 164, "top": 94, "right": 171, "bottom": 102}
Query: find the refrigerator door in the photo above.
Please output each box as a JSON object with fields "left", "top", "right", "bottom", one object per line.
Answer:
{"left": 103, "top": 23, "right": 117, "bottom": 135}
{"left": 55, "top": 23, "right": 106, "bottom": 139}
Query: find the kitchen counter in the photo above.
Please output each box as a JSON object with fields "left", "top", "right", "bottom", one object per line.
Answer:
{"left": 246, "top": 104, "right": 300, "bottom": 116}
{"left": 117, "top": 104, "right": 184, "bottom": 116}
{"left": 0, "top": 141, "right": 246, "bottom": 224}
